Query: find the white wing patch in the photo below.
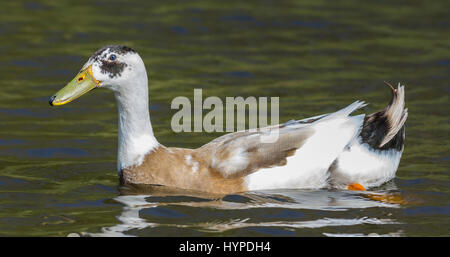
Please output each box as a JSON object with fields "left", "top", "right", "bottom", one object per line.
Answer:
{"left": 185, "top": 154, "right": 200, "bottom": 173}
{"left": 211, "top": 147, "right": 249, "bottom": 177}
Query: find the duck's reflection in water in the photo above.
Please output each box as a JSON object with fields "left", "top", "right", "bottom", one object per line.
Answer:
{"left": 83, "top": 182, "right": 408, "bottom": 237}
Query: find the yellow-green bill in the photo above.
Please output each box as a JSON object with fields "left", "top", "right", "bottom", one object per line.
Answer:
{"left": 49, "top": 65, "right": 100, "bottom": 106}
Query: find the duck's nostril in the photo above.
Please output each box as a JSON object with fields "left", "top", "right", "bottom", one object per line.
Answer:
{"left": 49, "top": 95, "right": 56, "bottom": 106}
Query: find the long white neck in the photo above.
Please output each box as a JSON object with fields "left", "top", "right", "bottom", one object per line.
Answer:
{"left": 114, "top": 70, "right": 159, "bottom": 172}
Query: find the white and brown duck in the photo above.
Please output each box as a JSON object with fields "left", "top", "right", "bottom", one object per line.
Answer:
{"left": 49, "top": 45, "right": 408, "bottom": 195}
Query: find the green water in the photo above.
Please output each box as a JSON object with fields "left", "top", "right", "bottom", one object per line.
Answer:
{"left": 0, "top": 0, "right": 448, "bottom": 236}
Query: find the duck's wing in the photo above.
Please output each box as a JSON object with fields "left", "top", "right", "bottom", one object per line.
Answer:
{"left": 197, "top": 101, "right": 367, "bottom": 180}
{"left": 198, "top": 121, "right": 314, "bottom": 178}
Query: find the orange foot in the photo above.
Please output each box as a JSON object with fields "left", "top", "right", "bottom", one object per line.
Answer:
{"left": 347, "top": 183, "right": 366, "bottom": 191}
{"left": 347, "top": 183, "right": 408, "bottom": 204}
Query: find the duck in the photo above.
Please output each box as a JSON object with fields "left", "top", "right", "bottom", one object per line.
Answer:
{"left": 49, "top": 45, "right": 408, "bottom": 195}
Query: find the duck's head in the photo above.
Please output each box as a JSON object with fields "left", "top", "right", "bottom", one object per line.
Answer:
{"left": 49, "top": 45, "right": 146, "bottom": 106}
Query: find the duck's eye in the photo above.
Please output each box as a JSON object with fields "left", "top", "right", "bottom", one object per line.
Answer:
{"left": 109, "top": 54, "right": 116, "bottom": 61}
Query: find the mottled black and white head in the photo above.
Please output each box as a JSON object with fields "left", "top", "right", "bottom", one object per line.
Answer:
{"left": 49, "top": 45, "right": 147, "bottom": 106}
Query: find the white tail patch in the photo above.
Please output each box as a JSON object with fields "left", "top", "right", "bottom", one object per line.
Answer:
{"left": 331, "top": 140, "right": 403, "bottom": 189}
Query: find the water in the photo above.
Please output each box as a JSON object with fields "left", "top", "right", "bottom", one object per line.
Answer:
{"left": 0, "top": 0, "right": 448, "bottom": 236}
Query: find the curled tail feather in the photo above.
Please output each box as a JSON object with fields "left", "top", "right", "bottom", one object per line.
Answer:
{"left": 360, "top": 82, "right": 408, "bottom": 150}
{"left": 380, "top": 82, "right": 408, "bottom": 147}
